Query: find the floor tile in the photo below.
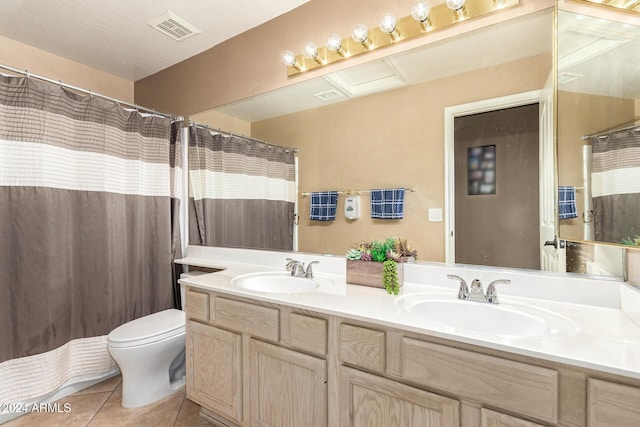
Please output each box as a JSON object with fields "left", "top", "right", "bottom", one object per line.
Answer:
{"left": 174, "top": 398, "right": 213, "bottom": 427}
{"left": 87, "top": 386, "right": 184, "bottom": 427}
{"left": 72, "top": 375, "right": 122, "bottom": 396}
{"left": 4, "top": 392, "right": 110, "bottom": 427}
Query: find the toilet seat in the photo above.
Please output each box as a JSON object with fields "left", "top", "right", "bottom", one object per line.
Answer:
{"left": 108, "top": 309, "right": 185, "bottom": 348}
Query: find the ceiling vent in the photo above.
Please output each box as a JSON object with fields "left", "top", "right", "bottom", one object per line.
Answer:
{"left": 148, "top": 12, "right": 201, "bottom": 42}
{"left": 314, "top": 90, "right": 344, "bottom": 101}
{"left": 558, "top": 71, "right": 583, "bottom": 85}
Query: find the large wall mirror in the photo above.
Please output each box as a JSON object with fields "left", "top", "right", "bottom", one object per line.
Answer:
{"left": 557, "top": 1, "right": 640, "bottom": 276}
{"left": 189, "top": 3, "right": 632, "bottom": 279}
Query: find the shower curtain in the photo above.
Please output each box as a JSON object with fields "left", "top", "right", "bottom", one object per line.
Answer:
{"left": 591, "top": 128, "right": 640, "bottom": 244}
{"left": 188, "top": 125, "right": 295, "bottom": 250}
{"left": 0, "top": 75, "right": 182, "bottom": 402}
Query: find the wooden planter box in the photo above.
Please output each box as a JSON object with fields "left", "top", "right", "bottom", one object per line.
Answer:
{"left": 346, "top": 259, "right": 404, "bottom": 289}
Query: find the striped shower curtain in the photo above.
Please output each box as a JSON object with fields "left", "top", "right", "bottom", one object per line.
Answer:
{"left": 591, "top": 129, "right": 640, "bottom": 244}
{"left": 0, "top": 75, "right": 182, "bottom": 402}
{"left": 188, "top": 125, "right": 295, "bottom": 250}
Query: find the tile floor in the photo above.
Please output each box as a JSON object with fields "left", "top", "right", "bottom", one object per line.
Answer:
{"left": 4, "top": 375, "right": 212, "bottom": 427}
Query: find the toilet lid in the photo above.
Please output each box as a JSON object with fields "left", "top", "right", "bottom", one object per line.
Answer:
{"left": 108, "top": 309, "right": 185, "bottom": 346}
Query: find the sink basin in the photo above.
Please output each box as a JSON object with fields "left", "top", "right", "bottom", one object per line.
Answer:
{"left": 231, "top": 272, "right": 320, "bottom": 294}
{"left": 396, "top": 294, "right": 579, "bottom": 339}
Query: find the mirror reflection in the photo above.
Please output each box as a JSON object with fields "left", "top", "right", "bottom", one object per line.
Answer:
{"left": 189, "top": 5, "right": 632, "bottom": 278}
{"left": 557, "top": 10, "right": 640, "bottom": 253}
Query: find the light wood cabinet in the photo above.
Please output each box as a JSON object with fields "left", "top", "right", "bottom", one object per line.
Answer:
{"left": 186, "top": 320, "right": 242, "bottom": 424}
{"left": 339, "top": 366, "right": 460, "bottom": 426}
{"left": 249, "top": 339, "right": 326, "bottom": 427}
{"left": 185, "top": 286, "right": 640, "bottom": 427}
{"left": 480, "top": 408, "right": 545, "bottom": 427}
{"left": 587, "top": 378, "right": 640, "bottom": 427}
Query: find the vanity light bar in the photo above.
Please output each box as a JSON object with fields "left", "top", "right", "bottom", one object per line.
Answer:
{"left": 282, "top": 0, "right": 520, "bottom": 76}
{"left": 572, "top": 0, "right": 640, "bottom": 14}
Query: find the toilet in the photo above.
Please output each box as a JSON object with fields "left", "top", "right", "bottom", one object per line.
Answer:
{"left": 107, "top": 271, "right": 206, "bottom": 408}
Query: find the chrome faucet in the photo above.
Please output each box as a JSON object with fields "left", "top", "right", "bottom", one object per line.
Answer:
{"left": 286, "top": 258, "right": 306, "bottom": 277}
{"left": 447, "top": 275, "right": 510, "bottom": 304}
{"left": 285, "top": 258, "right": 320, "bottom": 279}
{"left": 305, "top": 261, "right": 319, "bottom": 278}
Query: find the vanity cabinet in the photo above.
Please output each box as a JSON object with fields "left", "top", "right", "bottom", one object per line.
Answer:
{"left": 184, "top": 287, "right": 329, "bottom": 427}
{"left": 186, "top": 321, "right": 242, "bottom": 424}
{"left": 185, "top": 286, "right": 640, "bottom": 427}
{"left": 249, "top": 339, "right": 326, "bottom": 426}
{"left": 587, "top": 378, "right": 640, "bottom": 427}
{"left": 339, "top": 366, "right": 460, "bottom": 426}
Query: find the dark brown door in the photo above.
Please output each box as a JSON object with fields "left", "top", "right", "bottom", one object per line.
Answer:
{"left": 454, "top": 103, "right": 540, "bottom": 270}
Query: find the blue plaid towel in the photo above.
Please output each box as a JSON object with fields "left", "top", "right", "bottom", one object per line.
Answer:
{"left": 309, "top": 191, "right": 338, "bottom": 221}
{"left": 370, "top": 188, "right": 405, "bottom": 219}
{"left": 558, "top": 186, "right": 577, "bottom": 220}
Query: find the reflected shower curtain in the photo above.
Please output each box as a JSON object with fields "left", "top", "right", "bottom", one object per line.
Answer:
{"left": 0, "top": 75, "right": 182, "bottom": 398}
{"left": 591, "top": 129, "right": 640, "bottom": 243}
{"left": 189, "top": 125, "right": 295, "bottom": 250}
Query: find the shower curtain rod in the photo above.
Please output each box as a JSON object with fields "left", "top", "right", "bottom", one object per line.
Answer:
{"left": 0, "top": 63, "right": 184, "bottom": 123}
{"left": 582, "top": 118, "right": 640, "bottom": 140}
{"left": 189, "top": 121, "right": 298, "bottom": 153}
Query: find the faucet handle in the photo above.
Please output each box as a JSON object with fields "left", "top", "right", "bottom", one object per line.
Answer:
{"left": 305, "top": 261, "right": 319, "bottom": 278}
{"left": 447, "top": 274, "right": 469, "bottom": 300}
{"left": 486, "top": 279, "right": 510, "bottom": 304}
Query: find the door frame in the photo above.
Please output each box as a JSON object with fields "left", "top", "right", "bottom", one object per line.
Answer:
{"left": 443, "top": 90, "right": 543, "bottom": 264}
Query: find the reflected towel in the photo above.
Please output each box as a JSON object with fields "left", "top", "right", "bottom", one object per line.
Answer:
{"left": 370, "top": 188, "right": 405, "bottom": 219}
{"left": 558, "top": 186, "right": 578, "bottom": 220}
{"left": 309, "top": 191, "right": 338, "bottom": 221}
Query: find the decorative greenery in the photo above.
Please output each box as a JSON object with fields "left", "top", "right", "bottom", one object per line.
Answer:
{"left": 383, "top": 259, "right": 400, "bottom": 295}
{"left": 345, "top": 236, "right": 417, "bottom": 295}
{"left": 347, "top": 236, "right": 417, "bottom": 264}
{"left": 622, "top": 235, "right": 640, "bottom": 247}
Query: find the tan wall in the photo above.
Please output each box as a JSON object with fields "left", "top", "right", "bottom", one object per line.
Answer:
{"left": 0, "top": 35, "right": 133, "bottom": 102}
{"left": 134, "top": 0, "right": 553, "bottom": 117}
{"left": 252, "top": 54, "right": 551, "bottom": 260}
{"left": 189, "top": 110, "right": 251, "bottom": 135}
{"left": 557, "top": 91, "right": 636, "bottom": 241}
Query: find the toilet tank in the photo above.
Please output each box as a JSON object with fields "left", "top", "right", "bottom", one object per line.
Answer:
{"left": 179, "top": 270, "right": 208, "bottom": 311}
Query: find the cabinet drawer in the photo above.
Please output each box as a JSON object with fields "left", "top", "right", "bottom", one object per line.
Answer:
{"left": 289, "top": 313, "right": 327, "bottom": 356}
{"left": 214, "top": 297, "right": 279, "bottom": 341}
{"left": 481, "top": 408, "right": 545, "bottom": 426}
{"left": 339, "top": 324, "right": 385, "bottom": 373}
{"left": 401, "top": 337, "right": 558, "bottom": 424}
{"left": 588, "top": 378, "right": 640, "bottom": 427}
{"left": 340, "top": 366, "right": 459, "bottom": 427}
{"left": 185, "top": 289, "right": 209, "bottom": 322}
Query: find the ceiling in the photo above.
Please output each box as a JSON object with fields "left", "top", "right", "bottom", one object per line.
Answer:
{"left": 0, "top": 0, "right": 310, "bottom": 81}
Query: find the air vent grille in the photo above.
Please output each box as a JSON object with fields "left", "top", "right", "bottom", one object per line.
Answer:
{"left": 148, "top": 12, "right": 201, "bottom": 42}
{"left": 314, "top": 90, "right": 344, "bottom": 101}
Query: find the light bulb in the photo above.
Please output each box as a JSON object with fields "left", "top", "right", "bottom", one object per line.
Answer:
{"left": 379, "top": 13, "right": 397, "bottom": 34}
{"left": 281, "top": 50, "right": 297, "bottom": 67}
{"left": 351, "top": 24, "right": 369, "bottom": 43}
{"left": 446, "top": 0, "right": 465, "bottom": 11}
{"left": 326, "top": 34, "right": 342, "bottom": 52}
{"left": 303, "top": 42, "right": 318, "bottom": 60}
{"left": 411, "top": 1, "right": 431, "bottom": 23}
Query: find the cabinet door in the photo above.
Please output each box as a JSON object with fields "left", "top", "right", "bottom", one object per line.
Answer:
{"left": 340, "top": 366, "right": 460, "bottom": 427}
{"left": 481, "top": 408, "right": 544, "bottom": 427}
{"left": 186, "top": 320, "right": 242, "bottom": 424}
{"left": 588, "top": 378, "right": 640, "bottom": 427}
{"left": 249, "top": 339, "right": 326, "bottom": 427}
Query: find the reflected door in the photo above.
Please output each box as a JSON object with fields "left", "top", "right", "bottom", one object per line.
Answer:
{"left": 454, "top": 103, "right": 540, "bottom": 270}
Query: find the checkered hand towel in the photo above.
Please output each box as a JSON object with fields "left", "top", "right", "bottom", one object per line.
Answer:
{"left": 310, "top": 191, "right": 338, "bottom": 221}
{"left": 558, "top": 186, "right": 577, "bottom": 220}
{"left": 370, "top": 188, "right": 405, "bottom": 219}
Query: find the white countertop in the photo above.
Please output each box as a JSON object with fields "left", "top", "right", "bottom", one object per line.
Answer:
{"left": 176, "top": 247, "right": 640, "bottom": 380}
